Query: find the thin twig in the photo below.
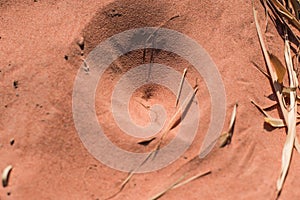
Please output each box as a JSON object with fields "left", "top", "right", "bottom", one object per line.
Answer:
{"left": 175, "top": 68, "right": 188, "bottom": 107}
{"left": 149, "top": 170, "right": 211, "bottom": 200}
{"left": 172, "top": 170, "right": 211, "bottom": 189}
{"left": 149, "top": 175, "right": 186, "bottom": 200}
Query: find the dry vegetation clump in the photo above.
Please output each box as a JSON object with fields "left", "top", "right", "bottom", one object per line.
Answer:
{"left": 252, "top": 0, "right": 300, "bottom": 198}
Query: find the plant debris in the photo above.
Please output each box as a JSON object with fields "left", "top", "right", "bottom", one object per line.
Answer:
{"left": 149, "top": 170, "right": 211, "bottom": 200}
{"left": 251, "top": 100, "right": 286, "bottom": 127}
{"left": 219, "top": 103, "right": 238, "bottom": 148}
{"left": 154, "top": 87, "right": 198, "bottom": 154}
{"left": 2, "top": 165, "right": 12, "bottom": 187}
{"left": 252, "top": 1, "right": 300, "bottom": 197}
{"left": 175, "top": 68, "right": 188, "bottom": 107}
{"left": 268, "top": 0, "right": 300, "bottom": 30}
{"left": 149, "top": 175, "right": 185, "bottom": 200}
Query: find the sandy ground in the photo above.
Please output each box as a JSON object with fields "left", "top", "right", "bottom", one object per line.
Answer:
{"left": 1, "top": 0, "right": 300, "bottom": 199}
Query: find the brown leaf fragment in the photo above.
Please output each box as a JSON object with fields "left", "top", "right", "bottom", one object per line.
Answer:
{"left": 269, "top": 53, "right": 286, "bottom": 83}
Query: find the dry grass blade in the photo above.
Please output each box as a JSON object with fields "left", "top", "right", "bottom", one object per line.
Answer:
{"left": 284, "top": 38, "right": 298, "bottom": 87}
{"left": 251, "top": 61, "right": 271, "bottom": 79}
{"left": 2, "top": 165, "right": 12, "bottom": 187}
{"left": 266, "top": 0, "right": 300, "bottom": 45}
{"left": 150, "top": 171, "right": 211, "bottom": 200}
{"left": 159, "top": 87, "right": 198, "bottom": 144}
{"left": 290, "top": 0, "right": 300, "bottom": 20}
{"left": 219, "top": 103, "right": 238, "bottom": 148}
{"left": 153, "top": 87, "right": 198, "bottom": 158}
{"left": 251, "top": 100, "right": 285, "bottom": 127}
{"left": 149, "top": 175, "right": 186, "bottom": 200}
{"left": 269, "top": 53, "right": 286, "bottom": 83}
{"left": 253, "top": 7, "right": 285, "bottom": 109}
{"left": 175, "top": 68, "right": 188, "bottom": 107}
{"left": 143, "top": 15, "right": 179, "bottom": 80}
{"left": 120, "top": 151, "right": 154, "bottom": 189}
{"left": 105, "top": 148, "right": 158, "bottom": 199}
{"left": 227, "top": 103, "right": 238, "bottom": 133}
{"left": 263, "top": 0, "right": 269, "bottom": 31}
{"left": 276, "top": 38, "right": 298, "bottom": 194}
{"left": 168, "top": 87, "right": 198, "bottom": 132}
{"left": 172, "top": 170, "right": 211, "bottom": 189}
{"left": 146, "top": 14, "right": 180, "bottom": 43}
{"left": 264, "top": 117, "right": 286, "bottom": 127}
{"left": 268, "top": 0, "right": 300, "bottom": 30}
{"left": 253, "top": 6, "right": 289, "bottom": 121}
{"left": 120, "top": 170, "right": 135, "bottom": 189}
{"left": 295, "top": 48, "right": 300, "bottom": 75}
{"left": 251, "top": 100, "right": 273, "bottom": 117}
{"left": 105, "top": 151, "right": 156, "bottom": 199}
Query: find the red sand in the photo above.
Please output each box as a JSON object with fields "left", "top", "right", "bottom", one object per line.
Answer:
{"left": 1, "top": 0, "right": 300, "bottom": 199}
